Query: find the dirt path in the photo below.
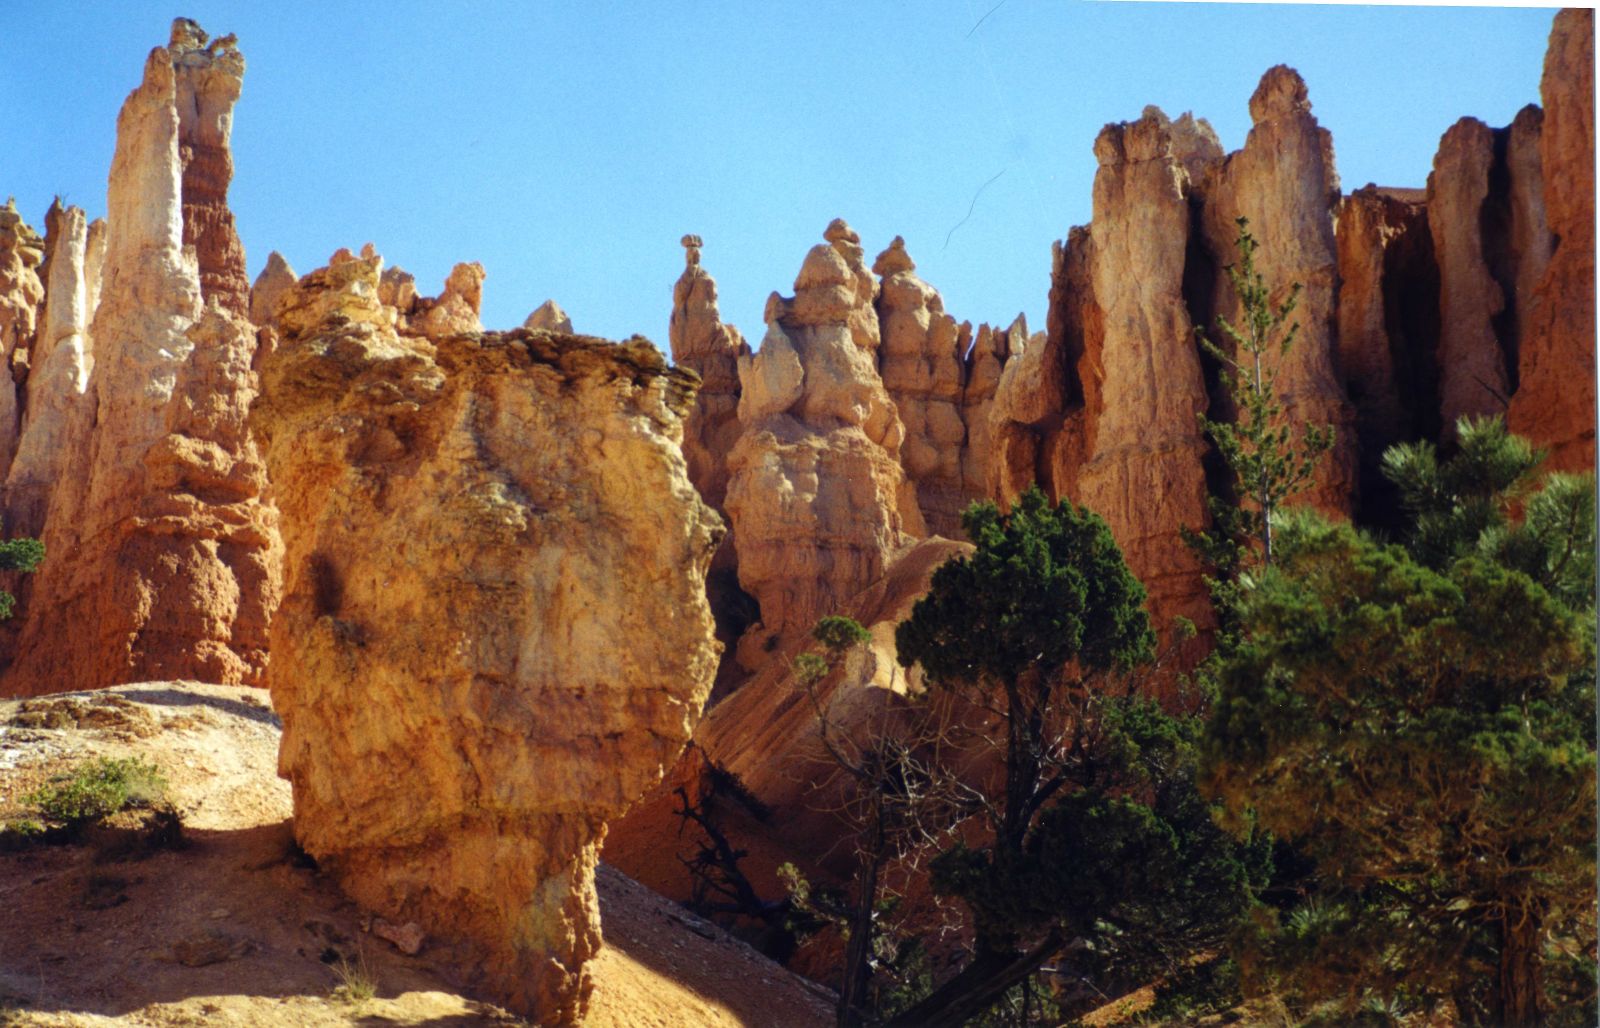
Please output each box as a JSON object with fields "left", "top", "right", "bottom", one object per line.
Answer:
{"left": 0, "top": 683, "right": 832, "bottom": 1027}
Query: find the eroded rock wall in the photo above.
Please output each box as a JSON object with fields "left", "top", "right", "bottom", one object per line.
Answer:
{"left": 1059, "top": 109, "right": 1215, "bottom": 643}
{"left": 251, "top": 252, "right": 720, "bottom": 1024}
{"left": 873, "top": 237, "right": 970, "bottom": 538}
{"left": 1427, "top": 117, "right": 1514, "bottom": 432}
{"left": 6, "top": 203, "right": 94, "bottom": 537}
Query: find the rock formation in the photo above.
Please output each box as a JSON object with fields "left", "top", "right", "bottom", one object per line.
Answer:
{"left": 248, "top": 251, "right": 296, "bottom": 327}
{"left": 0, "top": 199, "right": 44, "bottom": 483}
{"left": 1427, "top": 117, "right": 1514, "bottom": 432}
{"left": 670, "top": 236, "right": 747, "bottom": 515}
{"left": 171, "top": 18, "right": 249, "bottom": 316}
{"left": 2, "top": 20, "right": 277, "bottom": 696}
{"left": 1504, "top": 105, "right": 1553, "bottom": 342}
{"left": 1201, "top": 68, "right": 1357, "bottom": 515}
{"left": 524, "top": 299, "right": 573, "bottom": 333}
{"left": 961, "top": 317, "right": 1015, "bottom": 504}
{"left": 6, "top": 203, "right": 94, "bottom": 537}
{"left": 1509, "top": 8, "right": 1596, "bottom": 472}
{"left": 251, "top": 252, "right": 721, "bottom": 1024}
{"left": 84, "top": 217, "right": 107, "bottom": 318}
{"left": 872, "top": 237, "right": 970, "bottom": 538}
{"left": 723, "top": 220, "right": 922, "bottom": 649}
{"left": 1334, "top": 185, "right": 1437, "bottom": 519}
{"left": 411, "top": 261, "right": 486, "bottom": 338}
{"left": 1058, "top": 109, "right": 1215, "bottom": 644}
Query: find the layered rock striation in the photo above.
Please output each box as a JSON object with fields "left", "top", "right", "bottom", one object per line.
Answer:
{"left": 251, "top": 252, "right": 721, "bottom": 1024}
{"left": 2, "top": 20, "right": 277, "bottom": 696}
{"left": 873, "top": 237, "right": 971, "bottom": 538}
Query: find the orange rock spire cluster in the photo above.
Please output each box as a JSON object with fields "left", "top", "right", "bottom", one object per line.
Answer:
{"left": 0, "top": 10, "right": 1592, "bottom": 1027}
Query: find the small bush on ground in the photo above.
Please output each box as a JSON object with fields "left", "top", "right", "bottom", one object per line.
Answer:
{"left": 24, "top": 756, "right": 167, "bottom": 827}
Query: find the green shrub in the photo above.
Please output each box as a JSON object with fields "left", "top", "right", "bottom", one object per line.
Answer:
{"left": 24, "top": 757, "right": 167, "bottom": 828}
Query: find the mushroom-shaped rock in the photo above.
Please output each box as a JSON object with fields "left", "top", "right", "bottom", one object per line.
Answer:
{"left": 250, "top": 255, "right": 721, "bottom": 1024}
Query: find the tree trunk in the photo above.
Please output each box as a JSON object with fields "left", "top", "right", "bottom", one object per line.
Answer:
{"left": 885, "top": 932, "right": 1063, "bottom": 1028}
{"left": 1493, "top": 907, "right": 1543, "bottom": 1027}
{"left": 837, "top": 842, "right": 882, "bottom": 1028}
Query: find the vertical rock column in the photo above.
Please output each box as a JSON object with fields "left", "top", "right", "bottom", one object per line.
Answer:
{"left": 1201, "top": 67, "right": 1358, "bottom": 516}
{"left": 1427, "top": 117, "right": 1514, "bottom": 432}
{"left": 2, "top": 20, "right": 277, "bottom": 696}
{"left": 873, "top": 236, "right": 971, "bottom": 538}
{"left": 670, "top": 234, "right": 748, "bottom": 516}
{"left": 0, "top": 200, "right": 44, "bottom": 483}
{"left": 1509, "top": 8, "right": 1596, "bottom": 472}
{"left": 724, "top": 219, "right": 923, "bottom": 651}
{"left": 250, "top": 254, "right": 721, "bottom": 1025}
{"left": 1065, "top": 109, "right": 1215, "bottom": 642}
{"left": 6, "top": 203, "right": 94, "bottom": 537}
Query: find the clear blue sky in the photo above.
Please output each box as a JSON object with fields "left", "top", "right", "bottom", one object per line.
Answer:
{"left": 3, "top": 2, "right": 1558, "bottom": 348}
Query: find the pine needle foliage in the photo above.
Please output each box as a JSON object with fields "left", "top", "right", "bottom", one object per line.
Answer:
{"left": 1190, "top": 216, "right": 1334, "bottom": 575}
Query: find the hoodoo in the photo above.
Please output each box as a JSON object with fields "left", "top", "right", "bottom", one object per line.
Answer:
{"left": 3, "top": 21, "right": 277, "bottom": 696}
{"left": 250, "top": 250, "right": 722, "bottom": 1023}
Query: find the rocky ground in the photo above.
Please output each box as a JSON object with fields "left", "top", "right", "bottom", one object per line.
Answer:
{"left": 0, "top": 683, "right": 833, "bottom": 1027}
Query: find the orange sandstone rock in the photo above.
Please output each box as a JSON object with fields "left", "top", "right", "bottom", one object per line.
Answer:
{"left": 724, "top": 220, "right": 922, "bottom": 648}
{"left": 248, "top": 251, "right": 296, "bottom": 328}
{"left": 1509, "top": 8, "right": 1596, "bottom": 472}
{"left": 524, "top": 298, "right": 574, "bottom": 333}
{"left": 2, "top": 19, "right": 277, "bottom": 696}
{"left": 1064, "top": 108, "right": 1214, "bottom": 644}
{"left": 1201, "top": 68, "right": 1358, "bottom": 515}
{"left": 0, "top": 199, "right": 44, "bottom": 482}
{"left": 1428, "top": 117, "right": 1514, "bottom": 433}
{"left": 6, "top": 203, "right": 94, "bottom": 537}
{"left": 251, "top": 253, "right": 720, "bottom": 1025}
{"left": 873, "top": 236, "right": 970, "bottom": 538}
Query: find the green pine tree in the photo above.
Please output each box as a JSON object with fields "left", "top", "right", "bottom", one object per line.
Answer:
{"left": 1190, "top": 216, "right": 1335, "bottom": 575}
{"left": 1202, "top": 419, "right": 1597, "bottom": 1026}
{"left": 888, "top": 487, "right": 1266, "bottom": 1027}
{"left": 0, "top": 526, "right": 44, "bottom": 621}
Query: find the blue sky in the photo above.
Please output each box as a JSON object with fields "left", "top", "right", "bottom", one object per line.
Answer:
{"left": 3, "top": 2, "right": 1558, "bottom": 348}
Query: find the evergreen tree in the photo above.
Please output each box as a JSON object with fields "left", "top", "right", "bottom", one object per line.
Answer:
{"left": 1190, "top": 216, "right": 1334, "bottom": 574}
{"left": 0, "top": 527, "right": 43, "bottom": 621}
{"left": 889, "top": 487, "right": 1266, "bottom": 1026}
{"left": 1203, "top": 420, "right": 1597, "bottom": 1026}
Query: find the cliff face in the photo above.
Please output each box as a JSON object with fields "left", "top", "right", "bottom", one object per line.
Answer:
{"left": 2, "top": 20, "right": 278, "bottom": 697}
{"left": 251, "top": 253, "right": 721, "bottom": 1025}
{"left": 1428, "top": 117, "right": 1515, "bottom": 431}
{"left": 723, "top": 220, "right": 923, "bottom": 656}
{"left": 1509, "top": 8, "right": 1596, "bottom": 472}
